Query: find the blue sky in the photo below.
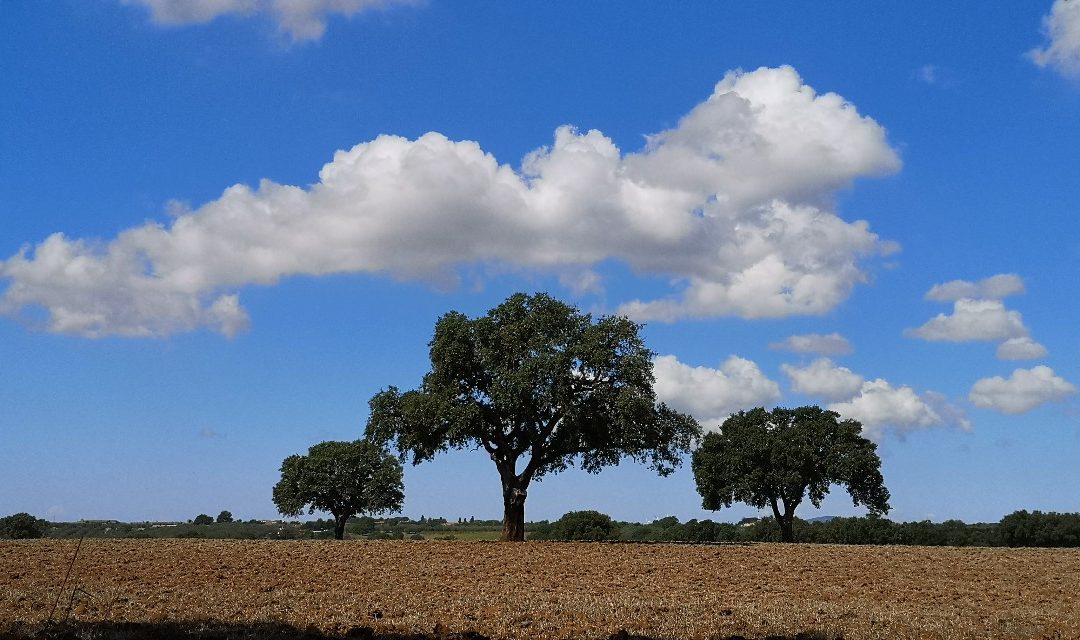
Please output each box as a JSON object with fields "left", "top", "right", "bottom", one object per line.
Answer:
{"left": 2, "top": 1, "right": 1079, "bottom": 525}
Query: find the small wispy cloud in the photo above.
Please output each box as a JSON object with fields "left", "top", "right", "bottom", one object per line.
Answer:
{"left": 769, "top": 332, "right": 853, "bottom": 356}
{"left": 917, "top": 64, "right": 940, "bottom": 84}
{"left": 122, "top": 0, "right": 416, "bottom": 42}
{"left": 924, "top": 274, "right": 1024, "bottom": 302}
{"left": 913, "top": 64, "right": 957, "bottom": 88}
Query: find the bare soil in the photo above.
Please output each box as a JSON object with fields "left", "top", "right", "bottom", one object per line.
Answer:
{"left": 1, "top": 539, "right": 1076, "bottom": 639}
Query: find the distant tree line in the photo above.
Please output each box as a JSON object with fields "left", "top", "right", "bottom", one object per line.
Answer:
{"left": 9, "top": 509, "right": 1080, "bottom": 547}
{"left": 42, "top": 520, "right": 309, "bottom": 540}
{"left": 191, "top": 511, "right": 235, "bottom": 525}
{"left": 530, "top": 509, "right": 1080, "bottom": 547}
{"left": 22, "top": 515, "right": 506, "bottom": 541}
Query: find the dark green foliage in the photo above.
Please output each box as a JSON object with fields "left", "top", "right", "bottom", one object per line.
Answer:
{"left": 533, "top": 510, "right": 616, "bottom": 541}
{"left": 45, "top": 520, "right": 277, "bottom": 539}
{"left": 997, "top": 510, "right": 1080, "bottom": 547}
{"left": 693, "top": 406, "right": 890, "bottom": 542}
{"left": 272, "top": 440, "right": 405, "bottom": 539}
{"left": 0, "top": 512, "right": 47, "bottom": 539}
{"left": 579, "top": 515, "right": 1002, "bottom": 546}
{"left": 216, "top": 510, "right": 234, "bottom": 524}
{"left": 30, "top": 511, "right": 1080, "bottom": 547}
{"left": 365, "top": 292, "right": 700, "bottom": 541}
{"left": 192, "top": 514, "right": 214, "bottom": 525}
{"left": 40, "top": 518, "right": 458, "bottom": 540}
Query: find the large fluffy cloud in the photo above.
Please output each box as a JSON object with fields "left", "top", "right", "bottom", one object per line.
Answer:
{"left": 1029, "top": 0, "right": 1080, "bottom": 77}
{"left": 969, "top": 366, "right": 1077, "bottom": 414}
{"left": 0, "top": 66, "right": 900, "bottom": 338}
{"left": 906, "top": 275, "right": 1047, "bottom": 360}
{"left": 122, "top": 0, "right": 411, "bottom": 41}
{"left": 652, "top": 355, "right": 781, "bottom": 429}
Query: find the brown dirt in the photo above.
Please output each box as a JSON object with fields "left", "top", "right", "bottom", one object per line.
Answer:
{"left": 1, "top": 539, "right": 1076, "bottom": 639}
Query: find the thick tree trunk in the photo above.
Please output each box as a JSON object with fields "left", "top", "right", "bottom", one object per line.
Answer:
{"left": 769, "top": 496, "right": 797, "bottom": 543}
{"left": 500, "top": 481, "right": 528, "bottom": 542}
{"left": 778, "top": 515, "right": 795, "bottom": 543}
{"left": 334, "top": 514, "right": 349, "bottom": 540}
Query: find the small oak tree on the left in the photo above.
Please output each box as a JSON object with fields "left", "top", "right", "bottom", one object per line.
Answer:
{"left": 272, "top": 440, "right": 404, "bottom": 539}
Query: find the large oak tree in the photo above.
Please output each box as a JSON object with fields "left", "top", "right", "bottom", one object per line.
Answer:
{"left": 365, "top": 292, "right": 700, "bottom": 541}
{"left": 692, "top": 406, "right": 890, "bottom": 542}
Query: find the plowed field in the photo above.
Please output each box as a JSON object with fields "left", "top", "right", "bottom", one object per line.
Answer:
{"left": 1, "top": 540, "right": 1076, "bottom": 639}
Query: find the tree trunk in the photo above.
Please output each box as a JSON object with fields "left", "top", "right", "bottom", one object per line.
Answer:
{"left": 334, "top": 514, "right": 349, "bottom": 540}
{"left": 778, "top": 514, "right": 795, "bottom": 543}
{"left": 769, "top": 496, "right": 797, "bottom": 543}
{"left": 500, "top": 480, "right": 528, "bottom": 542}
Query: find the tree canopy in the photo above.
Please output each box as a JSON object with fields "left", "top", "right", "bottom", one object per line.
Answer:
{"left": 534, "top": 510, "right": 617, "bottom": 541}
{"left": 0, "top": 512, "right": 47, "bottom": 539}
{"left": 272, "top": 440, "right": 404, "bottom": 539}
{"left": 692, "top": 406, "right": 890, "bottom": 542}
{"left": 365, "top": 292, "right": 700, "bottom": 541}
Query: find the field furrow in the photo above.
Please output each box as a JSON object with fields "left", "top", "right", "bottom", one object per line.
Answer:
{"left": 2, "top": 540, "right": 1076, "bottom": 640}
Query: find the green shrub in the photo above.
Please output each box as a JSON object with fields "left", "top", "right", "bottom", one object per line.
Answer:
{"left": 539, "top": 510, "right": 616, "bottom": 541}
{"left": 0, "top": 513, "right": 47, "bottom": 539}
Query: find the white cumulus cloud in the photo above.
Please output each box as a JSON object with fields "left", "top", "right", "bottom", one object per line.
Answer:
{"left": 924, "top": 273, "right": 1025, "bottom": 302}
{"left": 781, "top": 358, "right": 865, "bottom": 402}
{"left": 653, "top": 355, "right": 781, "bottom": 429}
{"left": 906, "top": 299, "right": 1030, "bottom": 343}
{"left": 829, "top": 379, "right": 962, "bottom": 440}
{"left": 123, "top": 0, "right": 412, "bottom": 41}
{"left": 969, "top": 366, "right": 1077, "bottom": 414}
{"left": 0, "top": 66, "right": 900, "bottom": 338}
{"left": 769, "top": 332, "right": 853, "bottom": 355}
{"left": 908, "top": 274, "right": 1049, "bottom": 361}
{"left": 996, "top": 336, "right": 1049, "bottom": 361}
{"left": 779, "top": 359, "right": 969, "bottom": 439}
{"left": 1029, "top": 0, "right": 1080, "bottom": 77}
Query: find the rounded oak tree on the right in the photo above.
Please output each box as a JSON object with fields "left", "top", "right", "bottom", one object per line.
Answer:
{"left": 692, "top": 406, "right": 890, "bottom": 543}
